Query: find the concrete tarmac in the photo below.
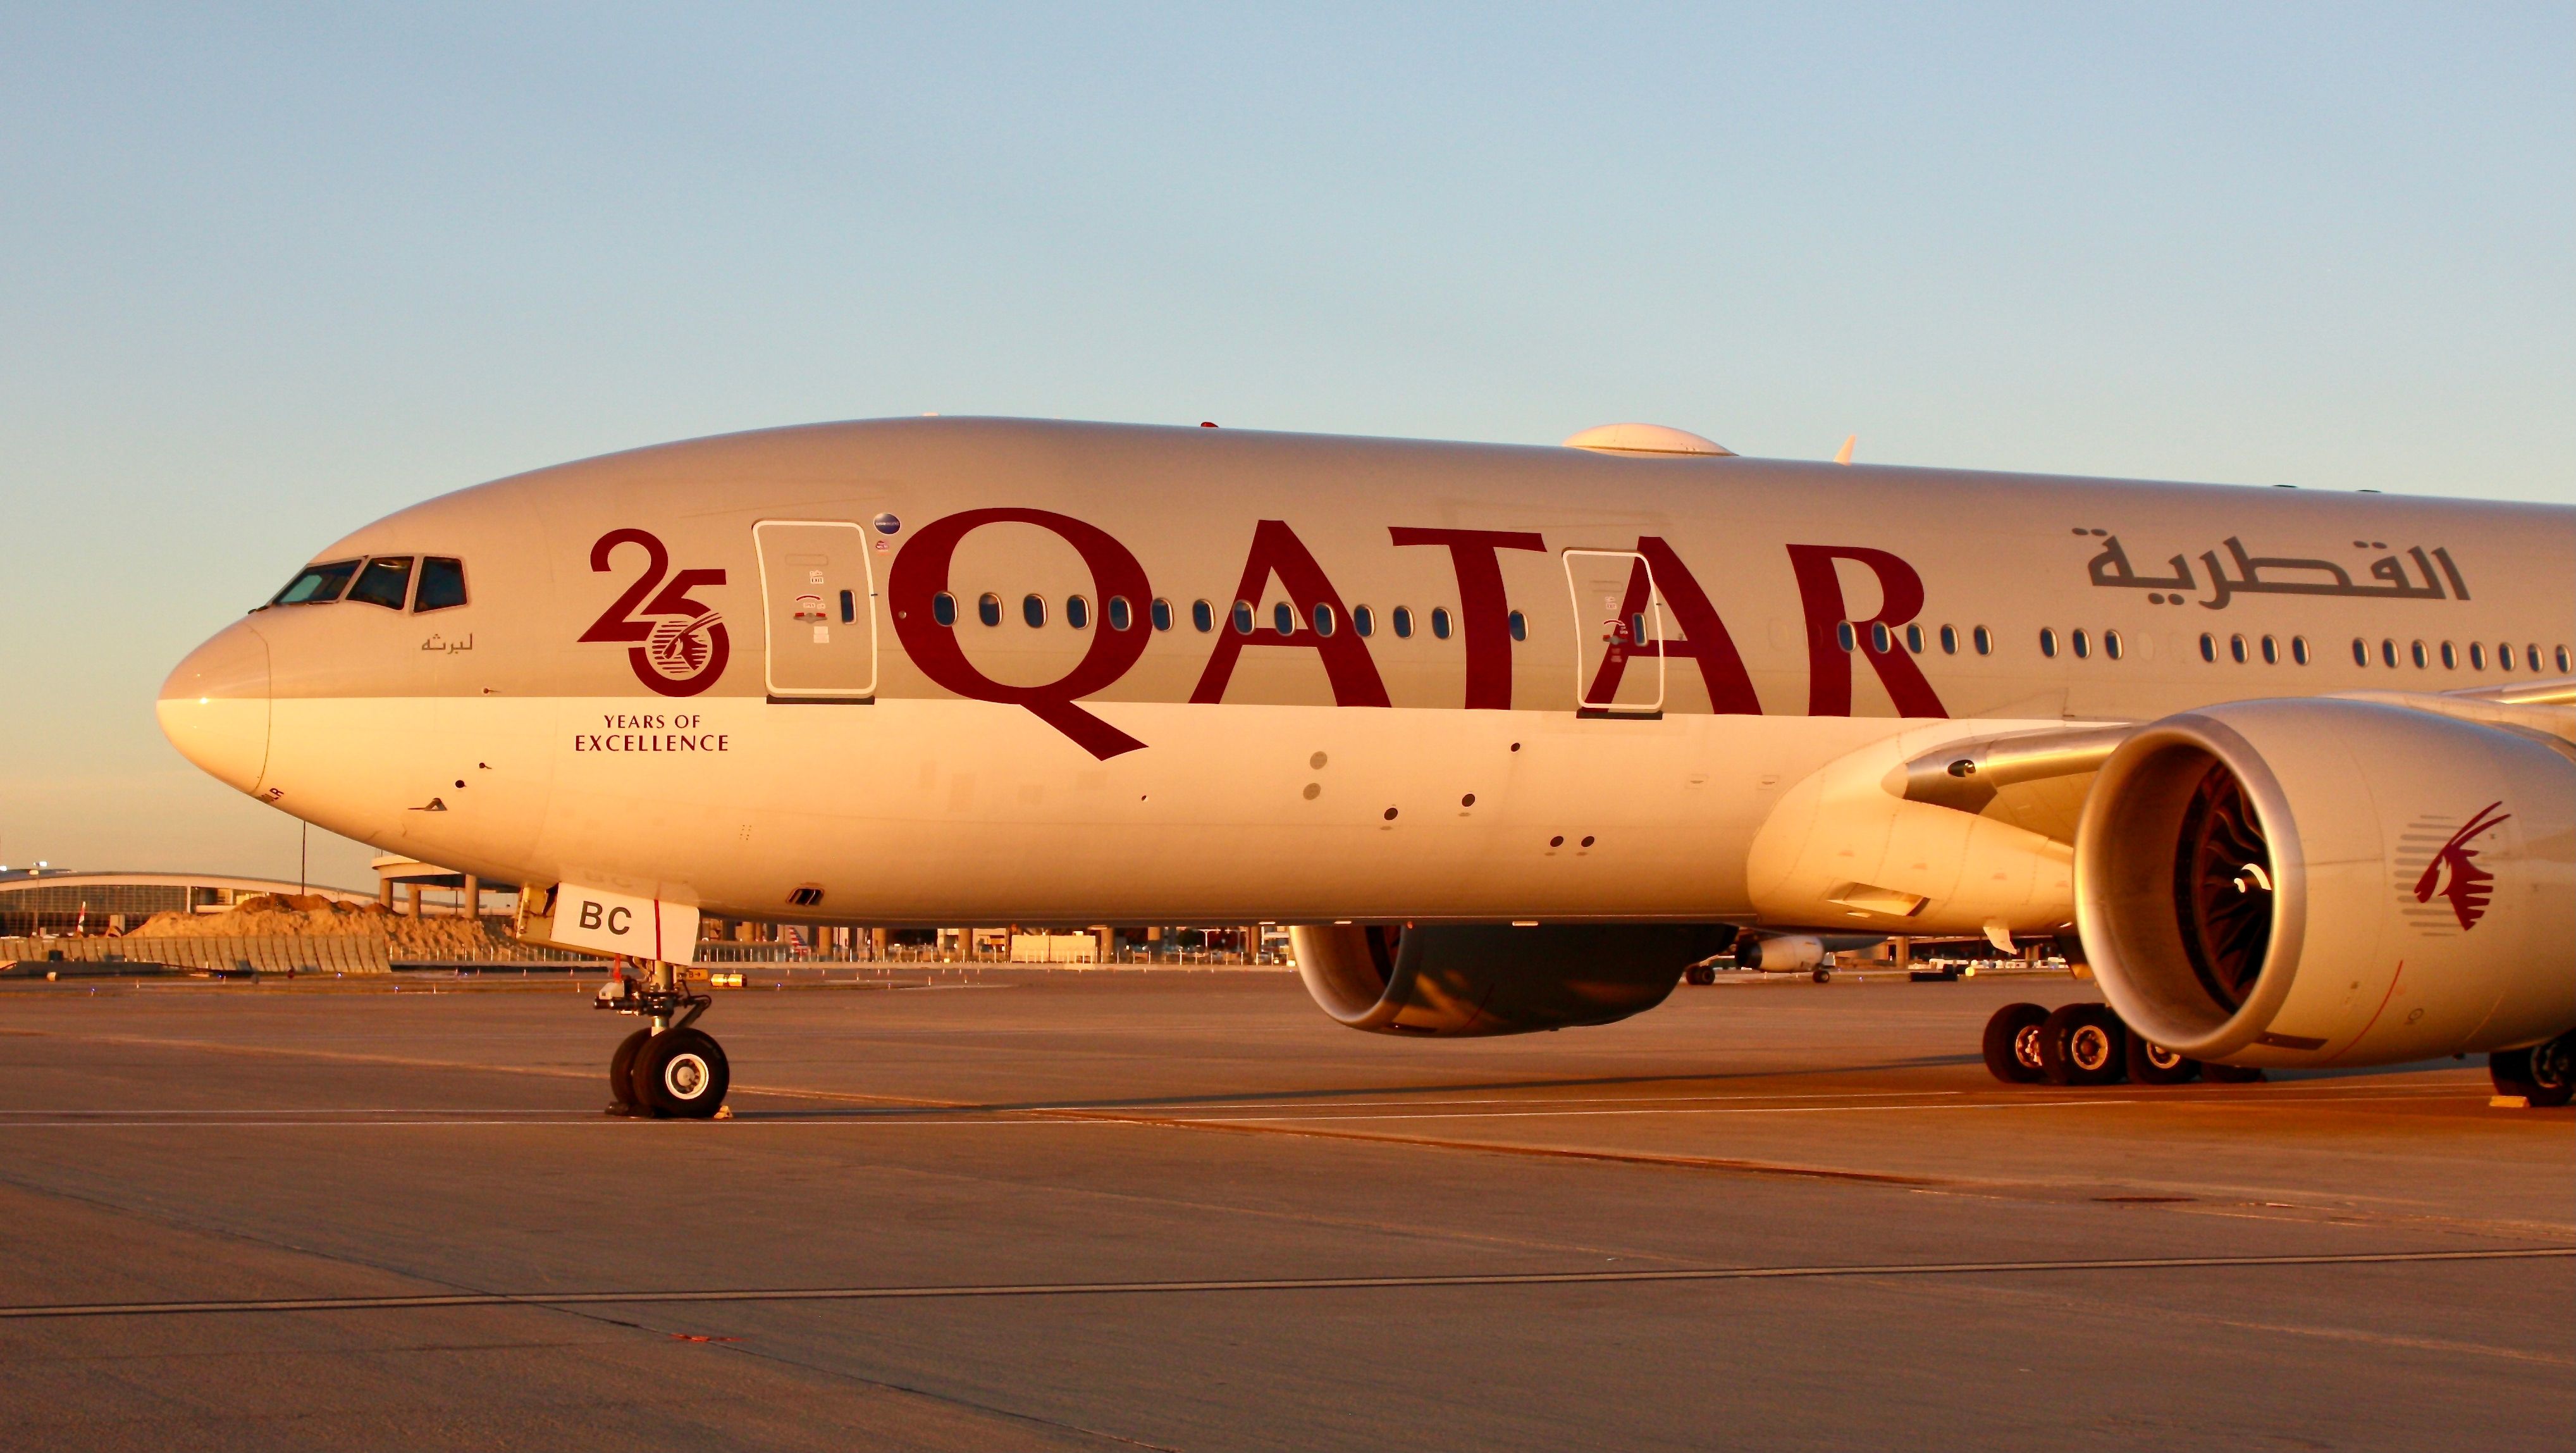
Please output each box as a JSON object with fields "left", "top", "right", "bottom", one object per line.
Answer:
{"left": 0, "top": 970, "right": 2565, "bottom": 1450}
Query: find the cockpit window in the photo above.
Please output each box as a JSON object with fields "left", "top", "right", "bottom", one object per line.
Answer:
{"left": 414, "top": 557, "right": 468, "bottom": 612}
{"left": 348, "top": 557, "right": 414, "bottom": 609}
{"left": 269, "top": 560, "right": 361, "bottom": 606}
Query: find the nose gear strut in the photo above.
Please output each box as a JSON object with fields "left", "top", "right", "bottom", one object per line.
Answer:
{"left": 595, "top": 956, "right": 730, "bottom": 1118}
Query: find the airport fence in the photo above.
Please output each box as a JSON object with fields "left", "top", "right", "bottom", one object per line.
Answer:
{"left": 1, "top": 934, "right": 392, "bottom": 975}
{"left": 0, "top": 934, "right": 603, "bottom": 975}
{"left": 0, "top": 935, "right": 1293, "bottom": 976}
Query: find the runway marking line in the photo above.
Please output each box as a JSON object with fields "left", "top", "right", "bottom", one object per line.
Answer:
{"left": 0, "top": 1247, "right": 2562, "bottom": 1322}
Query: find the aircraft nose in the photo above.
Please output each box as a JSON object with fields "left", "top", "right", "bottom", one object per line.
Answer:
{"left": 157, "top": 621, "right": 272, "bottom": 796}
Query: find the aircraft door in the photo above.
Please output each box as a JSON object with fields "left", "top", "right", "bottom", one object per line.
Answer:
{"left": 753, "top": 521, "right": 876, "bottom": 701}
{"left": 1562, "top": 550, "right": 1666, "bottom": 715}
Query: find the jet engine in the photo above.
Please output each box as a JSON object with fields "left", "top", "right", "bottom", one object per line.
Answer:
{"left": 2075, "top": 698, "right": 2575, "bottom": 1068}
{"left": 1288, "top": 924, "right": 1732, "bottom": 1036}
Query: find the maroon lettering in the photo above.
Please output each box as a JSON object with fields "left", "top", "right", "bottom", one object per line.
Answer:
{"left": 1389, "top": 528, "right": 1546, "bottom": 708}
{"left": 1786, "top": 544, "right": 1947, "bottom": 718}
{"left": 888, "top": 509, "right": 1154, "bottom": 759}
{"left": 1581, "top": 537, "right": 1765, "bottom": 714}
{"left": 1190, "top": 521, "right": 1391, "bottom": 708}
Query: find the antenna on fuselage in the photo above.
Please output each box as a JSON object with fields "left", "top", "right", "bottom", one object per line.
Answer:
{"left": 1833, "top": 435, "right": 1856, "bottom": 466}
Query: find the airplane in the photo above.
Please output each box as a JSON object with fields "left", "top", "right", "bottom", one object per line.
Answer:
{"left": 157, "top": 416, "right": 2576, "bottom": 1116}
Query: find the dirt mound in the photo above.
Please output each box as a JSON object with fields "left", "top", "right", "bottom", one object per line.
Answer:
{"left": 128, "top": 895, "right": 507, "bottom": 957}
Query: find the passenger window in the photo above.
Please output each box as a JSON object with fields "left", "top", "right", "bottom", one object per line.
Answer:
{"left": 1972, "top": 626, "right": 1992, "bottom": 656}
{"left": 2200, "top": 633, "right": 2217, "bottom": 663}
{"left": 347, "top": 557, "right": 414, "bottom": 610}
{"left": 1066, "top": 595, "right": 1090, "bottom": 629}
{"left": 2292, "top": 636, "right": 2310, "bottom": 665}
{"left": 933, "top": 592, "right": 958, "bottom": 627}
{"left": 2469, "top": 641, "right": 2486, "bottom": 671}
{"left": 1508, "top": 610, "right": 1527, "bottom": 643}
{"left": 2104, "top": 629, "right": 2123, "bottom": 661}
{"left": 2409, "top": 640, "right": 2427, "bottom": 669}
{"left": 1267, "top": 602, "right": 1290, "bottom": 636}
{"left": 1906, "top": 624, "right": 1925, "bottom": 654}
{"left": 1023, "top": 595, "right": 1047, "bottom": 628}
{"left": 1107, "top": 597, "right": 1131, "bottom": 631}
{"left": 2229, "top": 634, "right": 2248, "bottom": 664}
{"left": 1431, "top": 607, "right": 1453, "bottom": 640}
{"left": 2381, "top": 639, "right": 2398, "bottom": 668}
{"left": 1938, "top": 624, "right": 1958, "bottom": 655}
{"left": 2350, "top": 637, "right": 2368, "bottom": 667}
{"left": 1192, "top": 600, "right": 1214, "bottom": 633}
{"left": 270, "top": 559, "right": 361, "bottom": 606}
{"left": 2039, "top": 628, "right": 2058, "bottom": 658}
{"left": 1233, "top": 600, "right": 1255, "bottom": 635}
{"left": 414, "top": 557, "right": 468, "bottom": 612}
{"left": 1866, "top": 622, "right": 1888, "bottom": 654}
{"left": 1836, "top": 621, "right": 1858, "bottom": 653}
{"left": 2438, "top": 640, "right": 2456, "bottom": 669}
{"left": 2559, "top": 646, "right": 2572, "bottom": 674}
{"left": 978, "top": 593, "right": 1003, "bottom": 628}
{"left": 1353, "top": 605, "right": 1376, "bottom": 638}
{"left": 1392, "top": 606, "right": 1415, "bottom": 639}
{"left": 1312, "top": 603, "right": 1336, "bottom": 637}
{"left": 2260, "top": 634, "right": 2277, "bottom": 665}
{"left": 1150, "top": 598, "right": 1173, "bottom": 631}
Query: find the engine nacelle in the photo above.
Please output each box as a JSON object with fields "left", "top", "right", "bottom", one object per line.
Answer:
{"left": 1738, "top": 934, "right": 1824, "bottom": 971}
{"left": 2076, "top": 699, "right": 2576, "bottom": 1068}
{"left": 1289, "top": 924, "right": 1731, "bottom": 1037}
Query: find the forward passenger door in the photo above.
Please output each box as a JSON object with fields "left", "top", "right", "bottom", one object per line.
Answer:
{"left": 753, "top": 521, "right": 877, "bottom": 702}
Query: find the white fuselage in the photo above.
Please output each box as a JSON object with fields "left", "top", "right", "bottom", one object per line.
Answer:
{"left": 157, "top": 418, "right": 2575, "bottom": 933}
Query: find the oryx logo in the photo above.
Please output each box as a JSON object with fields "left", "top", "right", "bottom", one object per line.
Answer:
{"left": 580, "top": 528, "right": 730, "bottom": 698}
{"left": 2413, "top": 801, "right": 2510, "bottom": 932}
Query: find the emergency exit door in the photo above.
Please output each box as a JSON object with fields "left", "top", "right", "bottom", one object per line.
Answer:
{"left": 1562, "top": 550, "right": 1667, "bottom": 715}
{"left": 753, "top": 521, "right": 877, "bottom": 701}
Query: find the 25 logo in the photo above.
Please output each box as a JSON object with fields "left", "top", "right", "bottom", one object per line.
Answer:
{"left": 580, "top": 529, "right": 729, "bottom": 697}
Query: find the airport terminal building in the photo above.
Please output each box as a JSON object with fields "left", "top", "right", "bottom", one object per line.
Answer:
{"left": 0, "top": 870, "right": 373, "bottom": 937}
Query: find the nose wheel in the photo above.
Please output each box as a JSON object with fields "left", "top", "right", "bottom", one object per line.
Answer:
{"left": 596, "top": 960, "right": 730, "bottom": 1119}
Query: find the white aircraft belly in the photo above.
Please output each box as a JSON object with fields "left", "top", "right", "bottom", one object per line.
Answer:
{"left": 265, "top": 695, "right": 1931, "bottom": 924}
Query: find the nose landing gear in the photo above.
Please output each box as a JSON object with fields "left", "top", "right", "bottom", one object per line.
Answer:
{"left": 596, "top": 958, "right": 730, "bottom": 1118}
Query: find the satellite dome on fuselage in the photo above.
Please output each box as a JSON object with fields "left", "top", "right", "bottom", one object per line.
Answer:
{"left": 1560, "top": 423, "right": 1735, "bottom": 457}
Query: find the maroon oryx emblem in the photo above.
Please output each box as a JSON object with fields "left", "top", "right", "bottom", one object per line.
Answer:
{"left": 580, "top": 528, "right": 730, "bottom": 697}
{"left": 2413, "top": 801, "right": 2510, "bottom": 932}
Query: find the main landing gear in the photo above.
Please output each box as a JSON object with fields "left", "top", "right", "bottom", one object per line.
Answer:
{"left": 1980, "top": 1001, "right": 2267, "bottom": 1088}
{"left": 596, "top": 958, "right": 730, "bottom": 1118}
{"left": 2489, "top": 1030, "right": 2576, "bottom": 1108}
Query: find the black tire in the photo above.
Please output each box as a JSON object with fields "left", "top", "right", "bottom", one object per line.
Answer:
{"left": 1685, "top": 965, "right": 1717, "bottom": 986}
{"left": 2203, "top": 1061, "right": 2267, "bottom": 1084}
{"left": 2126, "top": 1033, "right": 2201, "bottom": 1086}
{"left": 632, "top": 1028, "right": 730, "bottom": 1119}
{"left": 2038, "top": 1004, "right": 2126, "bottom": 1087}
{"left": 1811, "top": 967, "right": 1832, "bottom": 984}
{"left": 608, "top": 1028, "right": 650, "bottom": 1111}
{"left": 2491, "top": 1032, "right": 2575, "bottom": 1108}
{"left": 1983, "top": 1003, "right": 2051, "bottom": 1084}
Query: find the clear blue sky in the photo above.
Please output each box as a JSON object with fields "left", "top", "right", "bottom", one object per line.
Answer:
{"left": 3, "top": 4, "right": 2568, "bottom": 886}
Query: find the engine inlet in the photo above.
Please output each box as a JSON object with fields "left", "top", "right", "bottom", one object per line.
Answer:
{"left": 2172, "top": 762, "right": 2272, "bottom": 1011}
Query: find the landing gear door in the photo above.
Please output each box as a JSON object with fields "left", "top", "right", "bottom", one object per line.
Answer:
{"left": 1563, "top": 549, "right": 1665, "bottom": 715}
{"left": 753, "top": 521, "right": 876, "bottom": 702}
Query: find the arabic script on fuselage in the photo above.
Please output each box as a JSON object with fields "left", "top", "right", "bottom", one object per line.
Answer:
{"left": 2083, "top": 533, "right": 2468, "bottom": 611}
